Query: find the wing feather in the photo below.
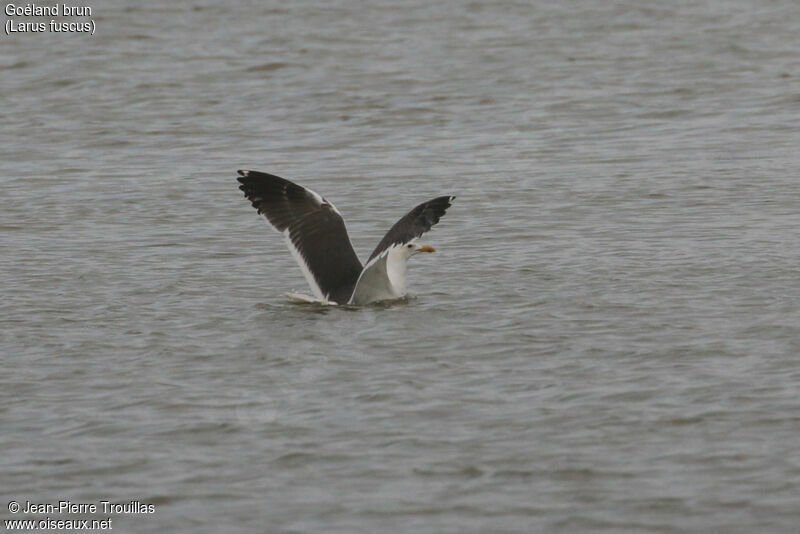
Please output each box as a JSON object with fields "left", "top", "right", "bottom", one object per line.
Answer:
{"left": 367, "top": 196, "right": 455, "bottom": 263}
{"left": 237, "top": 170, "right": 363, "bottom": 304}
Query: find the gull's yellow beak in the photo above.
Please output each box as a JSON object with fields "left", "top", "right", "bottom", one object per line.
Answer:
{"left": 418, "top": 245, "right": 436, "bottom": 253}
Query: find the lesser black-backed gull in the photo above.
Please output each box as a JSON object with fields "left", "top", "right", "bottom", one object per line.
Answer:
{"left": 237, "top": 170, "right": 454, "bottom": 305}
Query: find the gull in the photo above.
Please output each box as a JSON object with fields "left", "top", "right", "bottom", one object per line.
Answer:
{"left": 237, "top": 170, "right": 454, "bottom": 305}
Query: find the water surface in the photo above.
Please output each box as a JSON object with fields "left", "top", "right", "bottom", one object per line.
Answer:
{"left": 2, "top": 1, "right": 800, "bottom": 532}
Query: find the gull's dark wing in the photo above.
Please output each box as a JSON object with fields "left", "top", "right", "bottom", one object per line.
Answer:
{"left": 367, "top": 195, "right": 455, "bottom": 263}
{"left": 237, "top": 170, "right": 363, "bottom": 304}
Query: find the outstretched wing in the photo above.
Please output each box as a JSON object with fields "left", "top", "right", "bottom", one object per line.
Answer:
{"left": 366, "top": 195, "right": 455, "bottom": 263}
{"left": 236, "top": 170, "right": 363, "bottom": 304}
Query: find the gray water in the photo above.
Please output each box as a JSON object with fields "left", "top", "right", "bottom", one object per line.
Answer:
{"left": 2, "top": 1, "right": 800, "bottom": 532}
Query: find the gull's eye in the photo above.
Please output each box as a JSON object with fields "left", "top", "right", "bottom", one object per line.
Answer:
{"left": 407, "top": 244, "right": 413, "bottom": 248}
